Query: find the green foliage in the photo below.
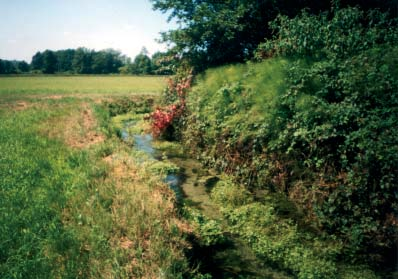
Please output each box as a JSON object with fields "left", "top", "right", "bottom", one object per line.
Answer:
{"left": 257, "top": 7, "right": 398, "bottom": 259}
{"left": 103, "top": 97, "right": 154, "bottom": 117}
{"left": 130, "top": 47, "right": 153, "bottom": 75}
{"left": 42, "top": 50, "right": 58, "bottom": 74}
{"left": 149, "top": 161, "right": 180, "bottom": 175}
{"left": 181, "top": 6, "right": 398, "bottom": 270}
{"left": 24, "top": 47, "right": 173, "bottom": 75}
{"left": 0, "top": 59, "right": 30, "bottom": 74}
{"left": 151, "top": 0, "right": 397, "bottom": 71}
{"left": 182, "top": 58, "right": 287, "bottom": 183}
{"left": 256, "top": 7, "right": 398, "bottom": 60}
{"left": 183, "top": 207, "right": 226, "bottom": 247}
{"left": 210, "top": 179, "right": 253, "bottom": 208}
{"left": 30, "top": 48, "right": 126, "bottom": 74}
{"left": 151, "top": 51, "right": 176, "bottom": 75}
{"left": 211, "top": 181, "right": 377, "bottom": 279}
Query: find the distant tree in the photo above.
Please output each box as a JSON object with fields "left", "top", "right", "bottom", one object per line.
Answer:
{"left": 131, "top": 47, "right": 153, "bottom": 75}
{"left": 91, "top": 51, "right": 108, "bottom": 74}
{"left": 56, "top": 49, "right": 75, "bottom": 72}
{"left": 0, "top": 60, "right": 4, "bottom": 74}
{"left": 72, "top": 48, "right": 93, "bottom": 74}
{"left": 42, "top": 50, "right": 57, "bottom": 74}
{"left": 0, "top": 59, "right": 30, "bottom": 74}
{"left": 31, "top": 51, "right": 44, "bottom": 71}
{"left": 1, "top": 60, "right": 17, "bottom": 74}
{"left": 91, "top": 49, "right": 124, "bottom": 74}
{"left": 17, "top": 61, "right": 30, "bottom": 73}
{"left": 151, "top": 51, "right": 175, "bottom": 75}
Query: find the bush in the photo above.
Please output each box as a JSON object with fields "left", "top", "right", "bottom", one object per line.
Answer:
{"left": 210, "top": 179, "right": 253, "bottom": 208}
{"left": 180, "top": 6, "right": 398, "bottom": 268}
{"left": 183, "top": 207, "right": 226, "bottom": 246}
{"left": 257, "top": 7, "right": 398, "bottom": 259}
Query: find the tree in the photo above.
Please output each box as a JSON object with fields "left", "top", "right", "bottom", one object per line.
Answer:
{"left": 0, "top": 60, "right": 17, "bottom": 74}
{"left": 72, "top": 48, "right": 93, "bottom": 74}
{"left": 31, "top": 51, "right": 44, "bottom": 72}
{"left": 42, "top": 50, "right": 57, "bottom": 74}
{"left": 56, "top": 49, "right": 75, "bottom": 72}
{"left": 0, "top": 60, "right": 4, "bottom": 74}
{"left": 151, "top": 0, "right": 398, "bottom": 71}
{"left": 17, "top": 61, "right": 30, "bottom": 73}
{"left": 91, "top": 49, "right": 124, "bottom": 74}
{"left": 151, "top": 51, "right": 175, "bottom": 75}
{"left": 131, "top": 47, "right": 152, "bottom": 75}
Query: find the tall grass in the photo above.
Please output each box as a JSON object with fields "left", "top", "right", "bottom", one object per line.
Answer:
{"left": 0, "top": 98, "right": 192, "bottom": 278}
{"left": 0, "top": 107, "right": 89, "bottom": 278}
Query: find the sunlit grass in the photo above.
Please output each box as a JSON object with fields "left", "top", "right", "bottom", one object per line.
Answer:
{"left": 0, "top": 91, "right": 192, "bottom": 278}
{"left": 0, "top": 75, "right": 167, "bottom": 99}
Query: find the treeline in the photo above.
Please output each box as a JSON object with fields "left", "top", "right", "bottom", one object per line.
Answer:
{"left": 0, "top": 60, "right": 30, "bottom": 74}
{"left": 0, "top": 47, "right": 174, "bottom": 75}
{"left": 152, "top": 0, "right": 398, "bottom": 72}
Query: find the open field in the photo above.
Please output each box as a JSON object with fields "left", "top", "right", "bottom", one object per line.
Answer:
{"left": 0, "top": 75, "right": 167, "bottom": 101}
{"left": 0, "top": 79, "right": 194, "bottom": 278}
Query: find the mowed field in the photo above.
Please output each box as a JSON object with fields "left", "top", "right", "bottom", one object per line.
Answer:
{"left": 0, "top": 75, "right": 167, "bottom": 100}
{"left": 0, "top": 76, "right": 193, "bottom": 278}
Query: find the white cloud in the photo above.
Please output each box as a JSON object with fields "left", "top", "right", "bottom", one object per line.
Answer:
{"left": 65, "top": 23, "right": 166, "bottom": 58}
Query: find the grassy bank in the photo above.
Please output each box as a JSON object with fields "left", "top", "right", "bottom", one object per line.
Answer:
{"left": 0, "top": 94, "right": 196, "bottom": 278}
{"left": 178, "top": 51, "right": 397, "bottom": 277}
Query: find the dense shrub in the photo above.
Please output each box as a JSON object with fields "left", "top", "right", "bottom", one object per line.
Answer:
{"left": 103, "top": 97, "right": 154, "bottom": 116}
{"left": 180, "top": 7, "right": 398, "bottom": 267}
{"left": 211, "top": 181, "right": 378, "bottom": 279}
{"left": 148, "top": 68, "right": 193, "bottom": 138}
{"left": 257, "top": 7, "right": 398, "bottom": 260}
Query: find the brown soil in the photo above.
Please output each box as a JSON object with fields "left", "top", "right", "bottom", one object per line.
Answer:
{"left": 68, "top": 104, "right": 105, "bottom": 148}
{"left": 41, "top": 103, "right": 105, "bottom": 148}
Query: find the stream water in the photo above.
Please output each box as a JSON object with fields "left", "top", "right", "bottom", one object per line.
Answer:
{"left": 121, "top": 120, "right": 291, "bottom": 279}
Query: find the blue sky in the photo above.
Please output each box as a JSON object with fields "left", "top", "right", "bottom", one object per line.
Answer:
{"left": 0, "top": 0, "right": 175, "bottom": 62}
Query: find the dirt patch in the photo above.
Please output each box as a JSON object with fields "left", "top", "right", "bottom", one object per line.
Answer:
{"left": 44, "top": 95, "right": 64, "bottom": 100}
{"left": 66, "top": 104, "right": 105, "bottom": 148}
{"left": 41, "top": 103, "right": 105, "bottom": 148}
{"left": 15, "top": 101, "right": 29, "bottom": 110}
{"left": 0, "top": 101, "right": 31, "bottom": 111}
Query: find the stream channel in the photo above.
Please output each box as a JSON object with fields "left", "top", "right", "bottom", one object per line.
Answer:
{"left": 121, "top": 120, "right": 290, "bottom": 279}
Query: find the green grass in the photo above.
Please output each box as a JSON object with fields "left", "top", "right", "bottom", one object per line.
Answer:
{"left": 0, "top": 75, "right": 167, "bottom": 99}
{"left": 0, "top": 73, "right": 197, "bottom": 279}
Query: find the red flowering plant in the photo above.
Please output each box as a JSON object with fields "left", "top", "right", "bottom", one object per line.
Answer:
{"left": 148, "top": 70, "right": 193, "bottom": 138}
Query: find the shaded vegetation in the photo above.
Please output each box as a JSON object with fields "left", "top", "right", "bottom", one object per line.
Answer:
{"left": 151, "top": 0, "right": 398, "bottom": 72}
{"left": 167, "top": 6, "right": 398, "bottom": 276}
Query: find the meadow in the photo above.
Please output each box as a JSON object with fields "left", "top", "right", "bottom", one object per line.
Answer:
{"left": 0, "top": 77, "right": 196, "bottom": 278}
{"left": 0, "top": 75, "right": 167, "bottom": 100}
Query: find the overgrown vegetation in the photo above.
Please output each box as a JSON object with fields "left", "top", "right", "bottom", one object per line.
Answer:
{"left": 151, "top": 0, "right": 397, "bottom": 72}
{"left": 168, "top": 6, "right": 398, "bottom": 276}
{"left": 210, "top": 179, "right": 379, "bottom": 279}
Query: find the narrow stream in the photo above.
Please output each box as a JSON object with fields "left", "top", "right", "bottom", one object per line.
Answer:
{"left": 121, "top": 120, "right": 291, "bottom": 279}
